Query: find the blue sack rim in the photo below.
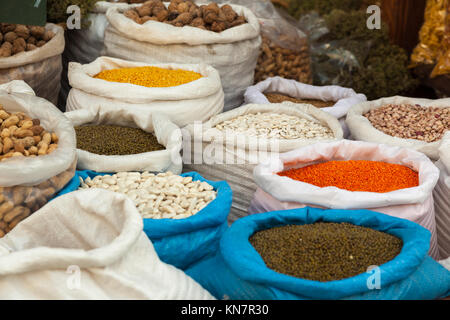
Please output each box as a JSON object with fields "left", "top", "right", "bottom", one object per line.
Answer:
{"left": 219, "top": 207, "right": 431, "bottom": 300}
{"left": 56, "top": 170, "right": 232, "bottom": 239}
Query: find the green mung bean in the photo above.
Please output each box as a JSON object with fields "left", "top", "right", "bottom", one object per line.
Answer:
{"left": 250, "top": 222, "right": 403, "bottom": 282}
{"left": 75, "top": 124, "right": 165, "bottom": 155}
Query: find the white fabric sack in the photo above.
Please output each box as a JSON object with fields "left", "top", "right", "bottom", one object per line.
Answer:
{"left": 440, "top": 257, "right": 450, "bottom": 271}
{"left": 0, "top": 189, "right": 215, "bottom": 300}
{"left": 65, "top": 106, "right": 182, "bottom": 174}
{"left": 251, "top": 140, "right": 441, "bottom": 259}
{"left": 104, "top": 3, "right": 261, "bottom": 111}
{"left": 346, "top": 96, "right": 450, "bottom": 160}
{"left": 244, "top": 76, "right": 367, "bottom": 138}
{"left": 0, "top": 24, "right": 65, "bottom": 106}
{"left": 0, "top": 80, "right": 76, "bottom": 187}
{"left": 183, "top": 103, "right": 343, "bottom": 223}
{"left": 59, "top": 1, "right": 134, "bottom": 105}
{"left": 434, "top": 132, "right": 450, "bottom": 259}
{"left": 66, "top": 56, "right": 224, "bottom": 128}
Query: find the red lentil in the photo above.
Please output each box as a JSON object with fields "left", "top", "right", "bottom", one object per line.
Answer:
{"left": 277, "top": 160, "right": 419, "bottom": 193}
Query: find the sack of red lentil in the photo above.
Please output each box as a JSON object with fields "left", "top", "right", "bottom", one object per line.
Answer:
{"left": 186, "top": 207, "right": 450, "bottom": 300}
{"left": 250, "top": 140, "right": 441, "bottom": 259}
{"left": 65, "top": 105, "right": 183, "bottom": 174}
{"left": 0, "top": 189, "right": 215, "bottom": 299}
{"left": 0, "top": 80, "right": 76, "bottom": 237}
{"left": 346, "top": 96, "right": 450, "bottom": 160}
{"left": 0, "top": 24, "right": 65, "bottom": 107}
{"left": 244, "top": 76, "right": 367, "bottom": 138}
{"left": 434, "top": 132, "right": 450, "bottom": 259}
{"left": 183, "top": 103, "right": 343, "bottom": 223}
{"left": 55, "top": 170, "right": 232, "bottom": 270}
{"left": 59, "top": 1, "right": 132, "bottom": 106}
{"left": 103, "top": 2, "right": 261, "bottom": 111}
{"left": 66, "top": 56, "right": 224, "bottom": 128}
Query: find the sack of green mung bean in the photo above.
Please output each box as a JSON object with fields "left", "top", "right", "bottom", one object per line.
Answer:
{"left": 0, "top": 81, "right": 76, "bottom": 237}
{"left": 103, "top": 2, "right": 261, "bottom": 111}
{"left": 0, "top": 189, "right": 215, "bottom": 299}
{"left": 434, "top": 132, "right": 450, "bottom": 259}
{"left": 250, "top": 140, "right": 441, "bottom": 259}
{"left": 66, "top": 56, "right": 224, "bottom": 128}
{"left": 55, "top": 170, "right": 232, "bottom": 270}
{"left": 346, "top": 96, "right": 450, "bottom": 160}
{"left": 59, "top": 1, "right": 132, "bottom": 107}
{"left": 182, "top": 103, "right": 343, "bottom": 223}
{"left": 65, "top": 105, "right": 182, "bottom": 174}
{"left": 186, "top": 207, "right": 450, "bottom": 300}
{"left": 0, "top": 24, "right": 64, "bottom": 107}
{"left": 244, "top": 76, "right": 367, "bottom": 138}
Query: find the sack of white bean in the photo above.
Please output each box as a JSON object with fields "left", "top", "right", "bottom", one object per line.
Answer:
{"left": 244, "top": 76, "right": 367, "bottom": 138}
{"left": 434, "top": 132, "right": 450, "bottom": 259}
{"left": 66, "top": 56, "right": 224, "bottom": 128}
{"left": 0, "top": 24, "right": 65, "bottom": 106}
{"left": 0, "top": 189, "right": 215, "bottom": 299}
{"left": 346, "top": 96, "right": 450, "bottom": 160}
{"left": 65, "top": 105, "right": 183, "bottom": 174}
{"left": 250, "top": 140, "right": 441, "bottom": 259}
{"left": 0, "top": 81, "right": 76, "bottom": 237}
{"left": 103, "top": 2, "right": 261, "bottom": 111}
{"left": 183, "top": 103, "right": 343, "bottom": 223}
{"left": 186, "top": 207, "right": 450, "bottom": 300}
{"left": 55, "top": 170, "right": 232, "bottom": 270}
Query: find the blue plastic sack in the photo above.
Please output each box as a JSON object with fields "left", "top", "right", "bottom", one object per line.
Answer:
{"left": 186, "top": 207, "right": 450, "bottom": 300}
{"left": 55, "top": 170, "right": 232, "bottom": 270}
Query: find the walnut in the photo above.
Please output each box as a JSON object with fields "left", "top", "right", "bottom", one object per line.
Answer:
{"left": 12, "top": 38, "right": 26, "bottom": 54}
{"left": 1, "top": 23, "right": 16, "bottom": 34}
{"left": 172, "top": 12, "right": 193, "bottom": 25}
{"left": 124, "top": 9, "right": 140, "bottom": 24}
{"left": 190, "top": 17, "right": 205, "bottom": 28}
{"left": 155, "top": 9, "right": 169, "bottom": 22}
{"left": 36, "top": 40, "right": 46, "bottom": 47}
{"left": 27, "top": 36, "right": 36, "bottom": 45}
{"left": 42, "top": 30, "right": 54, "bottom": 42}
{"left": 0, "top": 42, "right": 12, "bottom": 57}
{"left": 29, "top": 26, "right": 45, "bottom": 39}
{"left": 136, "top": 3, "right": 153, "bottom": 17}
{"left": 26, "top": 44, "right": 37, "bottom": 52}
{"left": 14, "top": 25, "right": 30, "bottom": 40}
{"left": 4, "top": 32, "right": 18, "bottom": 43}
{"left": 211, "top": 21, "right": 226, "bottom": 33}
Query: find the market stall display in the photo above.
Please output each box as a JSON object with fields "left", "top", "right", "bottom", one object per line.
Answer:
{"left": 66, "top": 106, "right": 182, "bottom": 173}
{"left": 346, "top": 96, "right": 450, "bottom": 160}
{"left": 66, "top": 56, "right": 224, "bottom": 129}
{"left": 434, "top": 132, "right": 450, "bottom": 259}
{"left": 103, "top": 1, "right": 261, "bottom": 111}
{"left": 0, "top": 189, "right": 215, "bottom": 299}
{"left": 251, "top": 140, "right": 440, "bottom": 259}
{"left": 0, "top": 81, "right": 76, "bottom": 237}
{"left": 186, "top": 207, "right": 450, "bottom": 300}
{"left": 56, "top": 171, "right": 232, "bottom": 270}
{"left": 244, "top": 76, "right": 367, "bottom": 137}
{"left": 183, "top": 103, "right": 343, "bottom": 223}
{"left": 0, "top": 24, "right": 64, "bottom": 106}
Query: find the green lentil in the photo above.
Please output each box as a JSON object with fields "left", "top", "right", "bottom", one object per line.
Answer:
{"left": 75, "top": 124, "right": 165, "bottom": 155}
{"left": 250, "top": 222, "right": 402, "bottom": 282}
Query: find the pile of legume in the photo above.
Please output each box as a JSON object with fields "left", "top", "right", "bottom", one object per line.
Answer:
{"left": 94, "top": 66, "right": 202, "bottom": 87}
{"left": 364, "top": 104, "right": 449, "bottom": 143}
{"left": 75, "top": 125, "right": 164, "bottom": 155}
{"left": 78, "top": 171, "right": 216, "bottom": 219}
{"left": 264, "top": 92, "right": 336, "bottom": 108}
{"left": 250, "top": 222, "right": 403, "bottom": 282}
{"left": 277, "top": 160, "right": 419, "bottom": 193}
{"left": 214, "top": 112, "right": 334, "bottom": 139}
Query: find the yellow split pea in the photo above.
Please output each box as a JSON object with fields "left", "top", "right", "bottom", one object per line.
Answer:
{"left": 94, "top": 66, "right": 203, "bottom": 87}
